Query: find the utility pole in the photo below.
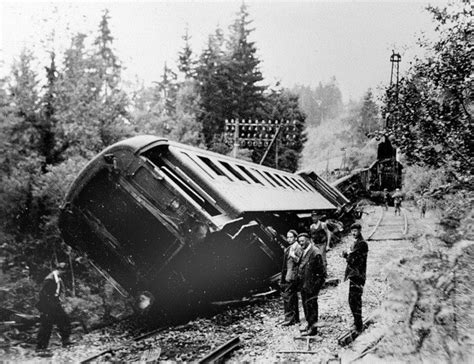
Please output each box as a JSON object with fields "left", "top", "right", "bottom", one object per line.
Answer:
{"left": 232, "top": 121, "right": 240, "bottom": 158}
{"left": 224, "top": 119, "right": 297, "bottom": 167}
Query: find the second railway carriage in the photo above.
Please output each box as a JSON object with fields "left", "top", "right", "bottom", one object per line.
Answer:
{"left": 59, "top": 135, "right": 348, "bottom": 314}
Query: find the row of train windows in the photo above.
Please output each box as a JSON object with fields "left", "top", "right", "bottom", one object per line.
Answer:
{"left": 181, "top": 151, "right": 314, "bottom": 192}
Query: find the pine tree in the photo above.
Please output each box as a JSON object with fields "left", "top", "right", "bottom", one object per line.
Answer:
{"left": 93, "top": 9, "right": 130, "bottom": 147}
{"left": 8, "top": 49, "right": 40, "bottom": 140}
{"left": 157, "top": 62, "right": 179, "bottom": 116}
{"left": 39, "top": 51, "right": 60, "bottom": 167}
{"left": 177, "top": 27, "right": 196, "bottom": 79}
{"left": 55, "top": 32, "right": 103, "bottom": 156}
{"left": 225, "top": 3, "right": 265, "bottom": 119}
{"left": 383, "top": 0, "right": 472, "bottom": 174}
{"left": 1, "top": 49, "right": 44, "bottom": 238}
{"left": 93, "top": 9, "right": 120, "bottom": 94}
{"left": 357, "top": 89, "right": 381, "bottom": 141}
{"left": 254, "top": 87, "right": 307, "bottom": 172}
{"left": 196, "top": 26, "right": 228, "bottom": 147}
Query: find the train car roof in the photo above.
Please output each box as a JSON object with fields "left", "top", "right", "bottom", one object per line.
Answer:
{"left": 67, "top": 135, "right": 339, "bottom": 217}
{"left": 135, "top": 136, "right": 338, "bottom": 213}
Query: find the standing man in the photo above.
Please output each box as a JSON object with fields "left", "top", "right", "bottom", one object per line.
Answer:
{"left": 36, "top": 262, "right": 73, "bottom": 352}
{"left": 418, "top": 195, "right": 427, "bottom": 218}
{"left": 393, "top": 189, "right": 402, "bottom": 216}
{"left": 280, "top": 229, "right": 302, "bottom": 326}
{"left": 342, "top": 223, "right": 369, "bottom": 332}
{"left": 309, "top": 212, "right": 332, "bottom": 274}
{"left": 296, "top": 232, "right": 326, "bottom": 336}
{"left": 383, "top": 189, "right": 390, "bottom": 211}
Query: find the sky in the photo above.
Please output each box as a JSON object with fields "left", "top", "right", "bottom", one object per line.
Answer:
{"left": 0, "top": 0, "right": 450, "bottom": 102}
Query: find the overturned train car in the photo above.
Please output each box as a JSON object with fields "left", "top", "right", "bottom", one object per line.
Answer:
{"left": 59, "top": 135, "right": 348, "bottom": 312}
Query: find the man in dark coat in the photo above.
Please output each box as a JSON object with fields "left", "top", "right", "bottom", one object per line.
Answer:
{"left": 343, "top": 223, "right": 369, "bottom": 332}
{"left": 296, "top": 232, "right": 326, "bottom": 336}
{"left": 36, "top": 263, "right": 73, "bottom": 351}
{"left": 383, "top": 189, "right": 390, "bottom": 210}
{"left": 280, "top": 229, "right": 302, "bottom": 326}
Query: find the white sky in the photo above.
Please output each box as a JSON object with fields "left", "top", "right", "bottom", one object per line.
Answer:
{"left": 0, "top": 0, "right": 449, "bottom": 101}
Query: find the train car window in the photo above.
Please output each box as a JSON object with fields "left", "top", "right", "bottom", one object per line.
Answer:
{"left": 237, "top": 165, "right": 263, "bottom": 185}
{"left": 273, "top": 173, "right": 289, "bottom": 188}
{"left": 274, "top": 174, "right": 292, "bottom": 189}
{"left": 289, "top": 177, "right": 303, "bottom": 191}
{"left": 294, "top": 178, "right": 310, "bottom": 191}
{"left": 251, "top": 169, "right": 276, "bottom": 187}
{"left": 160, "top": 165, "right": 221, "bottom": 216}
{"left": 180, "top": 152, "right": 215, "bottom": 179}
{"left": 281, "top": 175, "right": 297, "bottom": 190}
{"left": 198, "top": 156, "right": 232, "bottom": 181}
{"left": 283, "top": 176, "right": 298, "bottom": 190}
{"left": 220, "top": 161, "right": 250, "bottom": 183}
{"left": 300, "top": 179, "right": 316, "bottom": 191}
{"left": 264, "top": 171, "right": 283, "bottom": 187}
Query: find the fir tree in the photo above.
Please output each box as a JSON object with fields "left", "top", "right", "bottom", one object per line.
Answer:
{"left": 196, "top": 26, "right": 228, "bottom": 147}
{"left": 357, "top": 89, "right": 381, "bottom": 142}
{"left": 177, "top": 27, "right": 196, "bottom": 79}
{"left": 225, "top": 2, "right": 265, "bottom": 119}
{"left": 39, "top": 51, "right": 60, "bottom": 167}
{"left": 255, "top": 87, "right": 307, "bottom": 172}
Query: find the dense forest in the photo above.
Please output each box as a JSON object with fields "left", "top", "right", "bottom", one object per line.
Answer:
{"left": 0, "top": 0, "right": 471, "bottom": 322}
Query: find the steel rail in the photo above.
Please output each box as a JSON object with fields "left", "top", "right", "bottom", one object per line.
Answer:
{"left": 80, "top": 325, "right": 168, "bottom": 363}
{"left": 402, "top": 208, "right": 408, "bottom": 235}
{"left": 367, "top": 207, "right": 385, "bottom": 241}
{"left": 367, "top": 206, "right": 409, "bottom": 241}
{"left": 198, "top": 336, "right": 241, "bottom": 363}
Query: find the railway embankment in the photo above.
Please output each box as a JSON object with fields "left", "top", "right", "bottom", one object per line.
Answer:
{"left": 341, "top": 205, "right": 473, "bottom": 363}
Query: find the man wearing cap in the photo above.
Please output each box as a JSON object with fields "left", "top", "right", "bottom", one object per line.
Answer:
{"left": 36, "top": 262, "right": 73, "bottom": 352}
{"left": 296, "top": 232, "right": 326, "bottom": 336}
{"left": 342, "top": 223, "right": 369, "bottom": 332}
{"left": 280, "top": 229, "right": 303, "bottom": 326}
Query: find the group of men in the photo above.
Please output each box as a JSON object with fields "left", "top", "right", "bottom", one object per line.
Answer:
{"left": 280, "top": 213, "right": 369, "bottom": 336}
{"left": 34, "top": 214, "right": 368, "bottom": 351}
{"left": 383, "top": 188, "right": 404, "bottom": 216}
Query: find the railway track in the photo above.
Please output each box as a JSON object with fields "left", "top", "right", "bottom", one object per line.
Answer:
{"left": 366, "top": 206, "right": 408, "bottom": 241}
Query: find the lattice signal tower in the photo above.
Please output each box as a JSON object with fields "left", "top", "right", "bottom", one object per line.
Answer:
{"left": 386, "top": 50, "right": 401, "bottom": 128}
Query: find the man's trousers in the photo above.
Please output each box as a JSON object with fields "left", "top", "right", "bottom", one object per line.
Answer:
{"left": 281, "top": 280, "right": 300, "bottom": 323}
{"left": 36, "top": 306, "right": 71, "bottom": 350}
{"left": 349, "top": 279, "right": 364, "bottom": 330}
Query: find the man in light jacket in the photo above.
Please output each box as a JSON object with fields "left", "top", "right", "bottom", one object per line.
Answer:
{"left": 280, "top": 229, "right": 302, "bottom": 326}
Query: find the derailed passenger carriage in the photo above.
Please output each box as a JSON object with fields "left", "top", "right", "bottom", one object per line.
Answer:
{"left": 59, "top": 135, "right": 348, "bottom": 313}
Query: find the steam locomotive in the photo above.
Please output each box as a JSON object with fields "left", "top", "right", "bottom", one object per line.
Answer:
{"left": 333, "top": 136, "right": 403, "bottom": 201}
